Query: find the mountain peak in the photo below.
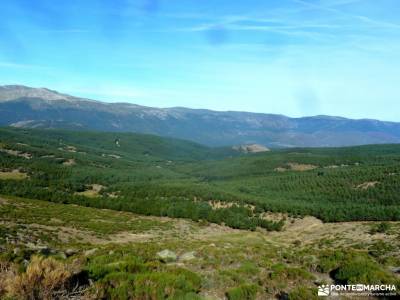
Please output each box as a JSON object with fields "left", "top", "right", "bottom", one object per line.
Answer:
{"left": 0, "top": 85, "right": 73, "bottom": 102}
{"left": 1, "top": 85, "right": 400, "bottom": 147}
{"left": 233, "top": 144, "right": 270, "bottom": 153}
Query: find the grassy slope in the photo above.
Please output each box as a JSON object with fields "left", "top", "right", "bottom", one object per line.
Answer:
{"left": 1, "top": 195, "right": 399, "bottom": 299}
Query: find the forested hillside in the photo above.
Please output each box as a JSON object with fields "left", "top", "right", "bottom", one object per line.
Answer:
{"left": 0, "top": 127, "right": 399, "bottom": 229}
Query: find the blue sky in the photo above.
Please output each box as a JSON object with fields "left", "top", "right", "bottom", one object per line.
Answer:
{"left": 1, "top": 0, "right": 400, "bottom": 121}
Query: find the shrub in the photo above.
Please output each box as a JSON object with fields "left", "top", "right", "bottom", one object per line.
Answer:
{"left": 270, "top": 263, "right": 314, "bottom": 281}
{"left": 226, "top": 284, "right": 259, "bottom": 300}
{"left": 134, "top": 269, "right": 201, "bottom": 299}
{"left": 5, "top": 256, "right": 71, "bottom": 300}
{"left": 317, "top": 250, "right": 346, "bottom": 273}
{"left": 90, "top": 259, "right": 201, "bottom": 300}
{"left": 94, "top": 272, "right": 135, "bottom": 300}
{"left": 0, "top": 260, "right": 18, "bottom": 299}
{"left": 86, "top": 254, "right": 147, "bottom": 280}
{"left": 285, "top": 267, "right": 314, "bottom": 280}
{"left": 236, "top": 261, "right": 259, "bottom": 275}
{"left": 334, "top": 256, "right": 395, "bottom": 285}
{"left": 288, "top": 286, "right": 318, "bottom": 300}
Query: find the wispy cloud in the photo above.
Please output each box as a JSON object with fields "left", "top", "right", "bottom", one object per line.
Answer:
{"left": 293, "top": 0, "right": 400, "bottom": 29}
{"left": 170, "top": 0, "right": 400, "bottom": 36}
{"left": 0, "top": 62, "right": 49, "bottom": 70}
{"left": 35, "top": 29, "right": 91, "bottom": 34}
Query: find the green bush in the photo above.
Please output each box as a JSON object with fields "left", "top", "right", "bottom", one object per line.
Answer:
{"left": 86, "top": 252, "right": 202, "bottom": 300}
{"left": 237, "top": 261, "right": 259, "bottom": 275}
{"left": 334, "top": 256, "right": 395, "bottom": 285}
{"left": 226, "top": 284, "right": 259, "bottom": 300}
{"left": 98, "top": 272, "right": 135, "bottom": 300}
{"left": 134, "top": 269, "right": 201, "bottom": 299}
{"left": 288, "top": 286, "right": 318, "bottom": 300}
{"left": 270, "top": 263, "right": 313, "bottom": 281}
{"left": 317, "top": 250, "right": 346, "bottom": 273}
{"left": 86, "top": 254, "right": 147, "bottom": 281}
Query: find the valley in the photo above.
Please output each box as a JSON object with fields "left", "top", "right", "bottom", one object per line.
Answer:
{"left": 2, "top": 0, "right": 400, "bottom": 298}
{"left": 0, "top": 127, "right": 399, "bottom": 299}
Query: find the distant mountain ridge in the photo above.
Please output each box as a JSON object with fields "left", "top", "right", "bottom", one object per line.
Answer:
{"left": 1, "top": 85, "right": 400, "bottom": 147}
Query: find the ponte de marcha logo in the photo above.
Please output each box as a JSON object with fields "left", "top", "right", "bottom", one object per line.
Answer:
{"left": 317, "top": 284, "right": 397, "bottom": 297}
{"left": 318, "top": 285, "right": 331, "bottom": 296}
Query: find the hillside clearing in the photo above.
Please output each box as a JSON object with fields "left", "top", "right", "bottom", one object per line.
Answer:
{"left": 1, "top": 196, "right": 399, "bottom": 299}
{"left": 0, "top": 169, "right": 28, "bottom": 180}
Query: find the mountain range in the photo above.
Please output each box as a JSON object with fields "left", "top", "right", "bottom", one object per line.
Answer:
{"left": 1, "top": 84, "right": 400, "bottom": 147}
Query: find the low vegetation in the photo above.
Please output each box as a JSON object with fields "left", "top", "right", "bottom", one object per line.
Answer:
{"left": 0, "top": 196, "right": 399, "bottom": 299}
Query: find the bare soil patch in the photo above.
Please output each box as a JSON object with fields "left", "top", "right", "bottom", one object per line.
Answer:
{"left": 102, "top": 153, "right": 121, "bottom": 159}
{"left": 208, "top": 201, "right": 234, "bottom": 210}
{"left": 0, "top": 197, "right": 9, "bottom": 205}
{"left": 0, "top": 148, "right": 32, "bottom": 159}
{"left": 356, "top": 181, "right": 379, "bottom": 190}
{"left": 287, "top": 163, "right": 318, "bottom": 171}
{"left": 0, "top": 169, "right": 28, "bottom": 180}
{"left": 266, "top": 216, "right": 399, "bottom": 248}
{"left": 58, "top": 145, "right": 77, "bottom": 153}
{"left": 40, "top": 155, "right": 55, "bottom": 158}
{"left": 108, "top": 232, "right": 155, "bottom": 244}
{"left": 75, "top": 184, "right": 104, "bottom": 198}
{"left": 62, "top": 159, "right": 76, "bottom": 166}
{"left": 275, "top": 163, "right": 318, "bottom": 172}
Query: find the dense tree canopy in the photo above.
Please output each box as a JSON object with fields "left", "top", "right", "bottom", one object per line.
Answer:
{"left": 0, "top": 127, "right": 399, "bottom": 229}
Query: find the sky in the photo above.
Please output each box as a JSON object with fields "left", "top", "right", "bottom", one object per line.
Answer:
{"left": 1, "top": 0, "right": 400, "bottom": 121}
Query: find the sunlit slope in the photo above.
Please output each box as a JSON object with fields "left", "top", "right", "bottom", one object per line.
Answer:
{"left": 0, "top": 127, "right": 399, "bottom": 224}
{"left": 2, "top": 195, "right": 399, "bottom": 299}
{"left": 0, "top": 127, "right": 237, "bottom": 161}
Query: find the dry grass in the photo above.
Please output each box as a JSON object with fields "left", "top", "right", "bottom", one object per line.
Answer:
{"left": 58, "top": 145, "right": 77, "bottom": 153}
{"left": 274, "top": 167, "right": 287, "bottom": 172}
{"left": 287, "top": 163, "right": 318, "bottom": 171}
{"left": 208, "top": 200, "right": 235, "bottom": 210}
{"left": 356, "top": 181, "right": 379, "bottom": 190}
{"left": 102, "top": 153, "right": 121, "bottom": 159}
{"left": 66, "top": 146, "right": 77, "bottom": 153}
{"left": 0, "top": 261, "right": 18, "bottom": 298}
{"left": 0, "top": 148, "right": 32, "bottom": 159}
{"left": 75, "top": 184, "right": 104, "bottom": 198}
{"left": 62, "top": 159, "right": 76, "bottom": 166}
{"left": 0, "top": 169, "right": 28, "bottom": 180}
{"left": 275, "top": 163, "right": 318, "bottom": 172}
{"left": 2, "top": 256, "right": 72, "bottom": 300}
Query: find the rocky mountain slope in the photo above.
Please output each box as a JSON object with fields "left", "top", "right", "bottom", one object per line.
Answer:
{"left": 1, "top": 85, "right": 400, "bottom": 147}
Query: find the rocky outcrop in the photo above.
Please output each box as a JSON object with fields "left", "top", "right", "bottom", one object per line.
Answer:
{"left": 157, "top": 249, "right": 177, "bottom": 263}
